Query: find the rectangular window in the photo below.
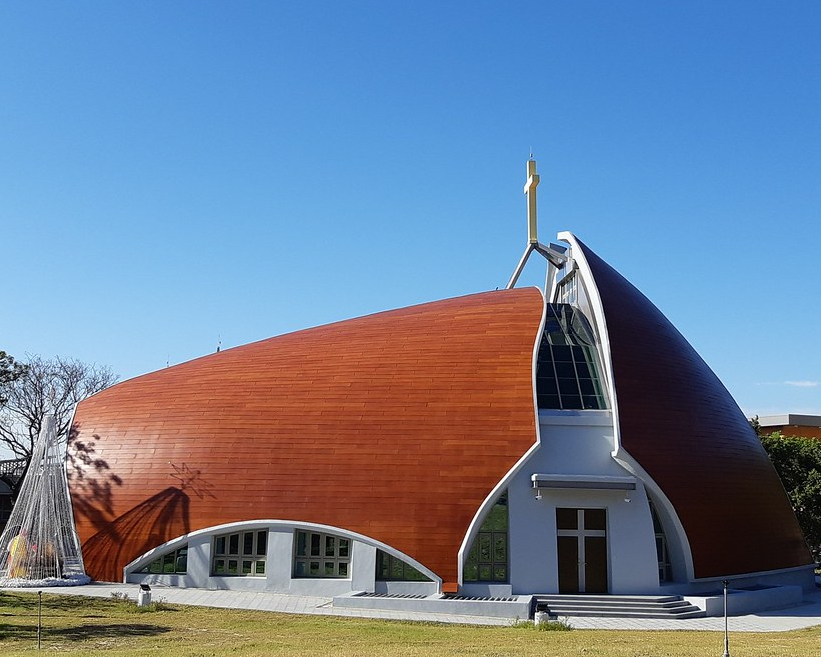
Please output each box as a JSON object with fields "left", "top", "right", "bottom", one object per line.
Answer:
{"left": 212, "top": 530, "right": 267, "bottom": 577}
{"left": 293, "top": 531, "right": 351, "bottom": 579}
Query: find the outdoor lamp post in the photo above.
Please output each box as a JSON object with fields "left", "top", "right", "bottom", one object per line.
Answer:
{"left": 722, "top": 579, "right": 730, "bottom": 657}
{"left": 37, "top": 590, "right": 42, "bottom": 651}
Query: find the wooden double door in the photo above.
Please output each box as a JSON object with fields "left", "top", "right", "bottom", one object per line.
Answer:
{"left": 556, "top": 508, "right": 608, "bottom": 594}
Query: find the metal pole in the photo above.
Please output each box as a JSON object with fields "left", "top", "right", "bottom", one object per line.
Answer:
{"left": 37, "top": 590, "right": 42, "bottom": 650}
{"left": 722, "top": 580, "right": 730, "bottom": 657}
{"left": 506, "top": 243, "right": 535, "bottom": 289}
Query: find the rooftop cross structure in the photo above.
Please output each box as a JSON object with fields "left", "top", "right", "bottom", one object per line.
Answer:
{"left": 506, "top": 158, "right": 568, "bottom": 290}
{"left": 525, "top": 158, "right": 540, "bottom": 244}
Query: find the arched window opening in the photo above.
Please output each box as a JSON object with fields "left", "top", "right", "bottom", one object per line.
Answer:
{"left": 650, "top": 502, "right": 671, "bottom": 582}
{"left": 463, "top": 491, "right": 508, "bottom": 583}
{"left": 536, "top": 304, "right": 607, "bottom": 410}
{"left": 138, "top": 544, "right": 188, "bottom": 575}
{"left": 376, "top": 550, "right": 432, "bottom": 582}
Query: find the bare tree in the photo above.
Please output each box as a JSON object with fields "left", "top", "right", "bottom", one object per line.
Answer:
{"left": 0, "top": 355, "right": 118, "bottom": 461}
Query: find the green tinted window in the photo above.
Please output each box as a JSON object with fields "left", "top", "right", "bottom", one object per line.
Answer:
{"left": 463, "top": 491, "right": 509, "bottom": 582}
{"left": 375, "top": 550, "right": 432, "bottom": 582}
{"left": 137, "top": 544, "right": 188, "bottom": 575}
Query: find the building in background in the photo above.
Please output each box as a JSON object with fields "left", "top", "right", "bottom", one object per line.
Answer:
{"left": 758, "top": 415, "right": 821, "bottom": 440}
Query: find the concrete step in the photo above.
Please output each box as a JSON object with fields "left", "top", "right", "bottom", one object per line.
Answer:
{"left": 545, "top": 602, "right": 696, "bottom": 613}
{"left": 534, "top": 594, "right": 706, "bottom": 619}
{"left": 537, "top": 594, "right": 682, "bottom": 604}
{"left": 546, "top": 608, "right": 706, "bottom": 619}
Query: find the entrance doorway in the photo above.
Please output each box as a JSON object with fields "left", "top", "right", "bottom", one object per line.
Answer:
{"left": 556, "top": 508, "right": 607, "bottom": 594}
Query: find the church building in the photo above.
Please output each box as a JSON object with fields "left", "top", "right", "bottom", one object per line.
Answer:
{"left": 67, "top": 162, "right": 814, "bottom": 609}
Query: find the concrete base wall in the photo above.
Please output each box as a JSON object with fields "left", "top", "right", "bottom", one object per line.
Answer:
{"left": 334, "top": 591, "right": 533, "bottom": 620}
{"left": 685, "top": 584, "right": 805, "bottom": 617}
{"left": 375, "top": 580, "right": 440, "bottom": 596}
{"left": 662, "top": 565, "right": 816, "bottom": 597}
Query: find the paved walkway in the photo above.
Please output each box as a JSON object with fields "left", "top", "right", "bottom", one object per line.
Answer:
{"left": 6, "top": 582, "right": 821, "bottom": 632}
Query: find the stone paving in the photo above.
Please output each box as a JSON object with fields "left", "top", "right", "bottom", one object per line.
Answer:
{"left": 5, "top": 582, "right": 821, "bottom": 632}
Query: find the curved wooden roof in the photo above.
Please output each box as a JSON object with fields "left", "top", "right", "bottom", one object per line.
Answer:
{"left": 574, "top": 237, "right": 812, "bottom": 577}
{"left": 68, "top": 288, "right": 544, "bottom": 583}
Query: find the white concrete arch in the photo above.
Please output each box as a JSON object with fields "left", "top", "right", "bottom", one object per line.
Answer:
{"left": 124, "top": 518, "right": 441, "bottom": 597}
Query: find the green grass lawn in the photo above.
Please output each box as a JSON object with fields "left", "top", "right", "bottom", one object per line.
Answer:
{"left": 1, "top": 590, "right": 820, "bottom": 656}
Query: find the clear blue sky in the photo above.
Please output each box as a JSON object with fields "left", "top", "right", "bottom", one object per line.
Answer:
{"left": 2, "top": 1, "right": 820, "bottom": 419}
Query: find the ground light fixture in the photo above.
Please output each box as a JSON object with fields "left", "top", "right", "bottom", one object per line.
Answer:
{"left": 138, "top": 583, "right": 152, "bottom": 607}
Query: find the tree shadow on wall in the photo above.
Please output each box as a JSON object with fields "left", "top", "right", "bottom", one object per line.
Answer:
{"left": 68, "top": 423, "right": 215, "bottom": 581}
{"left": 169, "top": 462, "right": 216, "bottom": 502}
{"left": 66, "top": 424, "right": 123, "bottom": 535}
{"left": 80, "top": 461, "right": 216, "bottom": 581}
{"left": 83, "top": 486, "right": 191, "bottom": 582}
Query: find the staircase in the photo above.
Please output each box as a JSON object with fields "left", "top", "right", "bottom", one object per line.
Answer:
{"left": 534, "top": 594, "right": 705, "bottom": 619}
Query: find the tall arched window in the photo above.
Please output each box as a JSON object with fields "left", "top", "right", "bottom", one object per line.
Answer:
{"left": 536, "top": 304, "right": 607, "bottom": 410}
{"left": 649, "top": 502, "right": 672, "bottom": 582}
{"left": 463, "top": 491, "right": 508, "bottom": 582}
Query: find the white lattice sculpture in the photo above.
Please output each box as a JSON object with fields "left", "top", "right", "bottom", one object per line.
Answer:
{"left": 0, "top": 415, "right": 89, "bottom": 586}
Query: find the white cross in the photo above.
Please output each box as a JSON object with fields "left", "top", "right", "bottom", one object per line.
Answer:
{"left": 524, "top": 159, "right": 540, "bottom": 243}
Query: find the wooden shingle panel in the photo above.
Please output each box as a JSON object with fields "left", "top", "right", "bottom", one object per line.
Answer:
{"left": 575, "top": 238, "right": 812, "bottom": 577}
{"left": 69, "top": 289, "right": 544, "bottom": 583}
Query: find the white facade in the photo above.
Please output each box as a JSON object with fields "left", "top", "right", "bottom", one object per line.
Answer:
{"left": 460, "top": 410, "right": 664, "bottom": 597}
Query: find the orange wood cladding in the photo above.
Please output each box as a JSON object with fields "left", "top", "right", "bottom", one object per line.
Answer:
{"left": 575, "top": 238, "right": 813, "bottom": 577}
{"left": 69, "top": 289, "right": 544, "bottom": 584}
